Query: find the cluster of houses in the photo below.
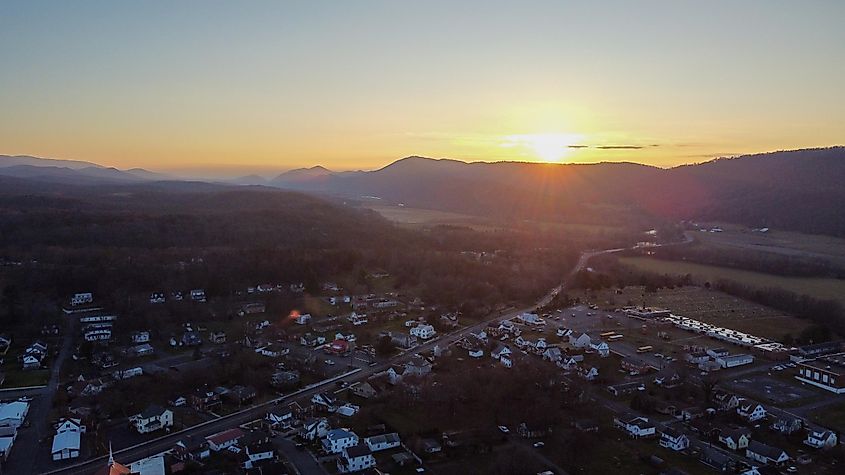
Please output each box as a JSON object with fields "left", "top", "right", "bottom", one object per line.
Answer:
{"left": 0, "top": 399, "right": 29, "bottom": 462}
{"left": 149, "top": 289, "right": 207, "bottom": 304}
{"left": 684, "top": 347, "right": 755, "bottom": 372}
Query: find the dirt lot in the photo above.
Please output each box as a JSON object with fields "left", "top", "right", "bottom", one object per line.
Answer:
{"left": 588, "top": 285, "right": 813, "bottom": 341}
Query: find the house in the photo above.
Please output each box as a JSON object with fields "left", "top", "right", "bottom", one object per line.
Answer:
{"left": 337, "top": 443, "right": 376, "bottom": 473}
{"left": 771, "top": 415, "right": 803, "bottom": 435}
{"left": 206, "top": 428, "right": 245, "bottom": 451}
{"left": 169, "top": 396, "right": 187, "bottom": 407}
{"left": 421, "top": 438, "right": 442, "bottom": 454}
{"left": 676, "top": 406, "right": 704, "bottom": 422}
{"left": 614, "top": 414, "right": 656, "bottom": 438}
{"left": 149, "top": 292, "right": 165, "bottom": 304}
{"left": 500, "top": 355, "right": 513, "bottom": 368}
{"left": 191, "top": 388, "right": 222, "bottom": 411}
{"left": 403, "top": 355, "right": 432, "bottom": 377}
{"left": 226, "top": 385, "right": 257, "bottom": 405}
{"left": 301, "top": 418, "right": 330, "bottom": 441}
{"left": 22, "top": 355, "right": 41, "bottom": 370}
{"left": 621, "top": 357, "right": 651, "bottom": 375}
{"left": 797, "top": 341, "right": 842, "bottom": 358}
{"left": 241, "top": 442, "right": 275, "bottom": 469}
{"left": 365, "top": 432, "right": 400, "bottom": 452}
{"left": 736, "top": 401, "right": 767, "bottom": 422}
{"left": 266, "top": 408, "right": 295, "bottom": 430}
{"left": 607, "top": 382, "right": 645, "bottom": 397}
{"left": 715, "top": 354, "right": 754, "bottom": 368}
{"left": 322, "top": 428, "right": 359, "bottom": 454}
{"left": 256, "top": 344, "right": 289, "bottom": 358}
{"left": 410, "top": 324, "right": 436, "bottom": 340}
{"left": 130, "top": 405, "right": 174, "bottom": 434}
{"left": 804, "top": 427, "right": 838, "bottom": 449}
{"left": 180, "top": 331, "right": 202, "bottom": 347}
{"left": 569, "top": 333, "right": 591, "bottom": 349}
{"left": 209, "top": 331, "right": 227, "bottom": 344}
{"left": 271, "top": 369, "right": 300, "bottom": 388}
{"left": 311, "top": 393, "right": 337, "bottom": 411}
{"left": 336, "top": 403, "right": 360, "bottom": 417}
{"left": 659, "top": 428, "right": 689, "bottom": 451}
{"left": 51, "top": 429, "right": 81, "bottom": 461}
{"left": 543, "top": 347, "right": 563, "bottom": 362}
{"left": 718, "top": 428, "right": 751, "bottom": 450}
{"left": 469, "top": 348, "right": 484, "bottom": 358}
{"left": 686, "top": 352, "right": 710, "bottom": 365}
{"left": 712, "top": 390, "right": 741, "bottom": 411}
{"left": 347, "top": 312, "right": 368, "bottom": 326}
{"left": 112, "top": 367, "right": 143, "bottom": 380}
{"left": 0, "top": 401, "right": 29, "bottom": 429}
{"left": 577, "top": 366, "right": 599, "bottom": 381}
{"left": 127, "top": 343, "right": 154, "bottom": 358}
{"left": 55, "top": 418, "right": 86, "bottom": 434}
{"left": 590, "top": 340, "right": 610, "bottom": 357}
{"left": 517, "top": 312, "right": 545, "bottom": 326}
{"left": 130, "top": 331, "right": 150, "bottom": 344}
{"left": 351, "top": 381, "right": 378, "bottom": 399}
{"left": 746, "top": 440, "right": 789, "bottom": 465}
{"left": 700, "top": 446, "right": 734, "bottom": 472}
{"left": 390, "top": 332, "right": 417, "bottom": 349}
{"left": 0, "top": 427, "right": 16, "bottom": 461}
{"left": 491, "top": 344, "right": 512, "bottom": 360}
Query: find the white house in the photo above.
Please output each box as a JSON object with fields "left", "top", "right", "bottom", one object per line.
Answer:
{"left": 322, "top": 429, "right": 359, "bottom": 454}
{"left": 491, "top": 344, "right": 512, "bottom": 360}
{"left": 614, "top": 415, "right": 655, "bottom": 438}
{"left": 294, "top": 313, "right": 312, "bottom": 325}
{"left": 301, "top": 418, "right": 330, "bottom": 441}
{"left": 190, "top": 289, "right": 207, "bottom": 302}
{"left": 266, "top": 409, "right": 295, "bottom": 430}
{"left": 337, "top": 444, "right": 376, "bottom": 473}
{"left": 805, "top": 428, "right": 838, "bottom": 449}
{"left": 347, "top": 312, "right": 368, "bottom": 326}
{"left": 590, "top": 341, "right": 610, "bottom": 357}
{"left": 365, "top": 433, "right": 400, "bottom": 452}
{"left": 719, "top": 429, "right": 751, "bottom": 450}
{"left": 336, "top": 403, "right": 360, "bottom": 417}
{"left": 659, "top": 428, "right": 689, "bottom": 451}
{"left": 569, "top": 333, "right": 591, "bottom": 349}
{"left": 543, "top": 347, "right": 563, "bottom": 362}
{"left": 410, "top": 324, "right": 436, "bottom": 340}
{"left": 737, "top": 401, "right": 767, "bottom": 422}
{"left": 0, "top": 401, "right": 29, "bottom": 429}
{"left": 311, "top": 393, "right": 337, "bottom": 412}
{"left": 746, "top": 440, "right": 789, "bottom": 465}
{"left": 517, "top": 313, "right": 545, "bottom": 326}
{"left": 22, "top": 355, "right": 41, "bottom": 370}
{"left": 500, "top": 355, "right": 514, "bottom": 368}
{"left": 130, "top": 405, "right": 173, "bottom": 434}
{"left": 206, "top": 428, "right": 245, "bottom": 452}
{"left": 51, "top": 429, "right": 80, "bottom": 461}
{"left": 242, "top": 442, "right": 275, "bottom": 469}
{"left": 468, "top": 348, "right": 484, "bottom": 358}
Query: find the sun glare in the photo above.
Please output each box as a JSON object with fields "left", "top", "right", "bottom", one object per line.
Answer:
{"left": 501, "top": 133, "right": 585, "bottom": 162}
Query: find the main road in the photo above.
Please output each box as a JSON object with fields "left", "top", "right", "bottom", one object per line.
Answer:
{"left": 44, "top": 238, "right": 676, "bottom": 475}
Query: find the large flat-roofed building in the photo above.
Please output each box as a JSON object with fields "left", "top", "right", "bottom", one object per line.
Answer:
{"left": 796, "top": 352, "right": 845, "bottom": 393}
{"left": 624, "top": 307, "right": 671, "bottom": 319}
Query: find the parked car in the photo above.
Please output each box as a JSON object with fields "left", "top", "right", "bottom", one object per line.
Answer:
{"left": 498, "top": 425, "right": 510, "bottom": 434}
{"left": 533, "top": 441, "right": 545, "bottom": 448}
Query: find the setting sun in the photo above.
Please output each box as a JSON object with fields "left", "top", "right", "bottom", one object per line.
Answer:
{"left": 501, "top": 133, "right": 585, "bottom": 162}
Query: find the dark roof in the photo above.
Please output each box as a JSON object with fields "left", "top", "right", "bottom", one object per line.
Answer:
{"left": 747, "top": 440, "right": 786, "bottom": 460}
{"left": 139, "top": 404, "right": 167, "bottom": 419}
{"left": 345, "top": 443, "right": 372, "bottom": 458}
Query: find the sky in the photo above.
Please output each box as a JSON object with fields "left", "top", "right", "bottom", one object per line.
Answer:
{"left": 1, "top": 1, "right": 843, "bottom": 176}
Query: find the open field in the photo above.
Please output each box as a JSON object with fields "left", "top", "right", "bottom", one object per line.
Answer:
{"left": 620, "top": 256, "right": 845, "bottom": 306}
{"left": 590, "top": 285, "right": 814, "bottom": 341}
{"left": 693, "top": 223, "right": 845, "bottom": 267}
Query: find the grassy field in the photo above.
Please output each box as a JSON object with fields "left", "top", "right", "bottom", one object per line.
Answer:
{"left": 591, "top": 285, "right": 813, "bottom": 341}
{"left": 365, "top": 204, "right": 501, "bottom": 230}
{"left": 694, "top": 223, "right": 845, "bottom": 266}
{"left": 620, "top": 256, "right": 845, "bottom": 306}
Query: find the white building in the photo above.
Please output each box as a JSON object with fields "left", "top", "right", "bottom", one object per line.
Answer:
{"left": 659, "top": 428, "right": 689, "bottom": 451}
{"left": 70, "top": 292, "right": 93, "bottom": 306}
{"left": 130, "top": 405, "right": 173, "bottom": 434}
{"left": 410, "top": 324, "right": 436, "bottom": 340}
{"left": 716, "top": 354, "right": 754, "bottom": 368}
{"left": 131, "top": 331, "right": 151, "bottom": 343}
{"left": 737, "top": 401, "right": 767, "bottom": 422}
{"left": 337, "top": 444, "right": 376, "bottom": 473}
{"left": 365, "top": 433, "right": 400, "bottom": 452}
{"left": 322, "top": 429, "right": 359, "bottom": 454}
{"left": 0, "top": 401, "right": 29, "bottom": 429}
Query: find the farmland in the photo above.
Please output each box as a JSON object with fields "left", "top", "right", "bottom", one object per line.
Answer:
{"left": 589, "top": 285, "right": 814, "bottom": 341}
{"left": 619, "top": 256, "right": 845, "bottom": 307}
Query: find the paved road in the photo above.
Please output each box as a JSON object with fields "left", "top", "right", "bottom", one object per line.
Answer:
{"left": 3, "top": 317, "right": 77, "bottom": 475}
{"left": 275, "top": 436, "right": 328, "bottom": 475}
{"left": 41, "top": 239, "right": 667, "bottom": 475}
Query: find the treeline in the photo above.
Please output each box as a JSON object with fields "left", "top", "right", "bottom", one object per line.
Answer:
{"left": 0, "top": 185, "right": 580, "bottom": 335}
{"left": 637, "top": 244, "right": 845, "bottom": 278}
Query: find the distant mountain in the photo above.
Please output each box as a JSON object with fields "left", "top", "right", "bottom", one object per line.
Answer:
{"left": 271, "top": 165, "right": 336, "bottom": 185}
{"left": 226, "top": 174, "right": 270, "bottom": 186}
{"left": 0, "top": 154, "right": 170, "bottom": 183}
{"left": 267, "top": 147, "right": 845, "bottom": 236}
